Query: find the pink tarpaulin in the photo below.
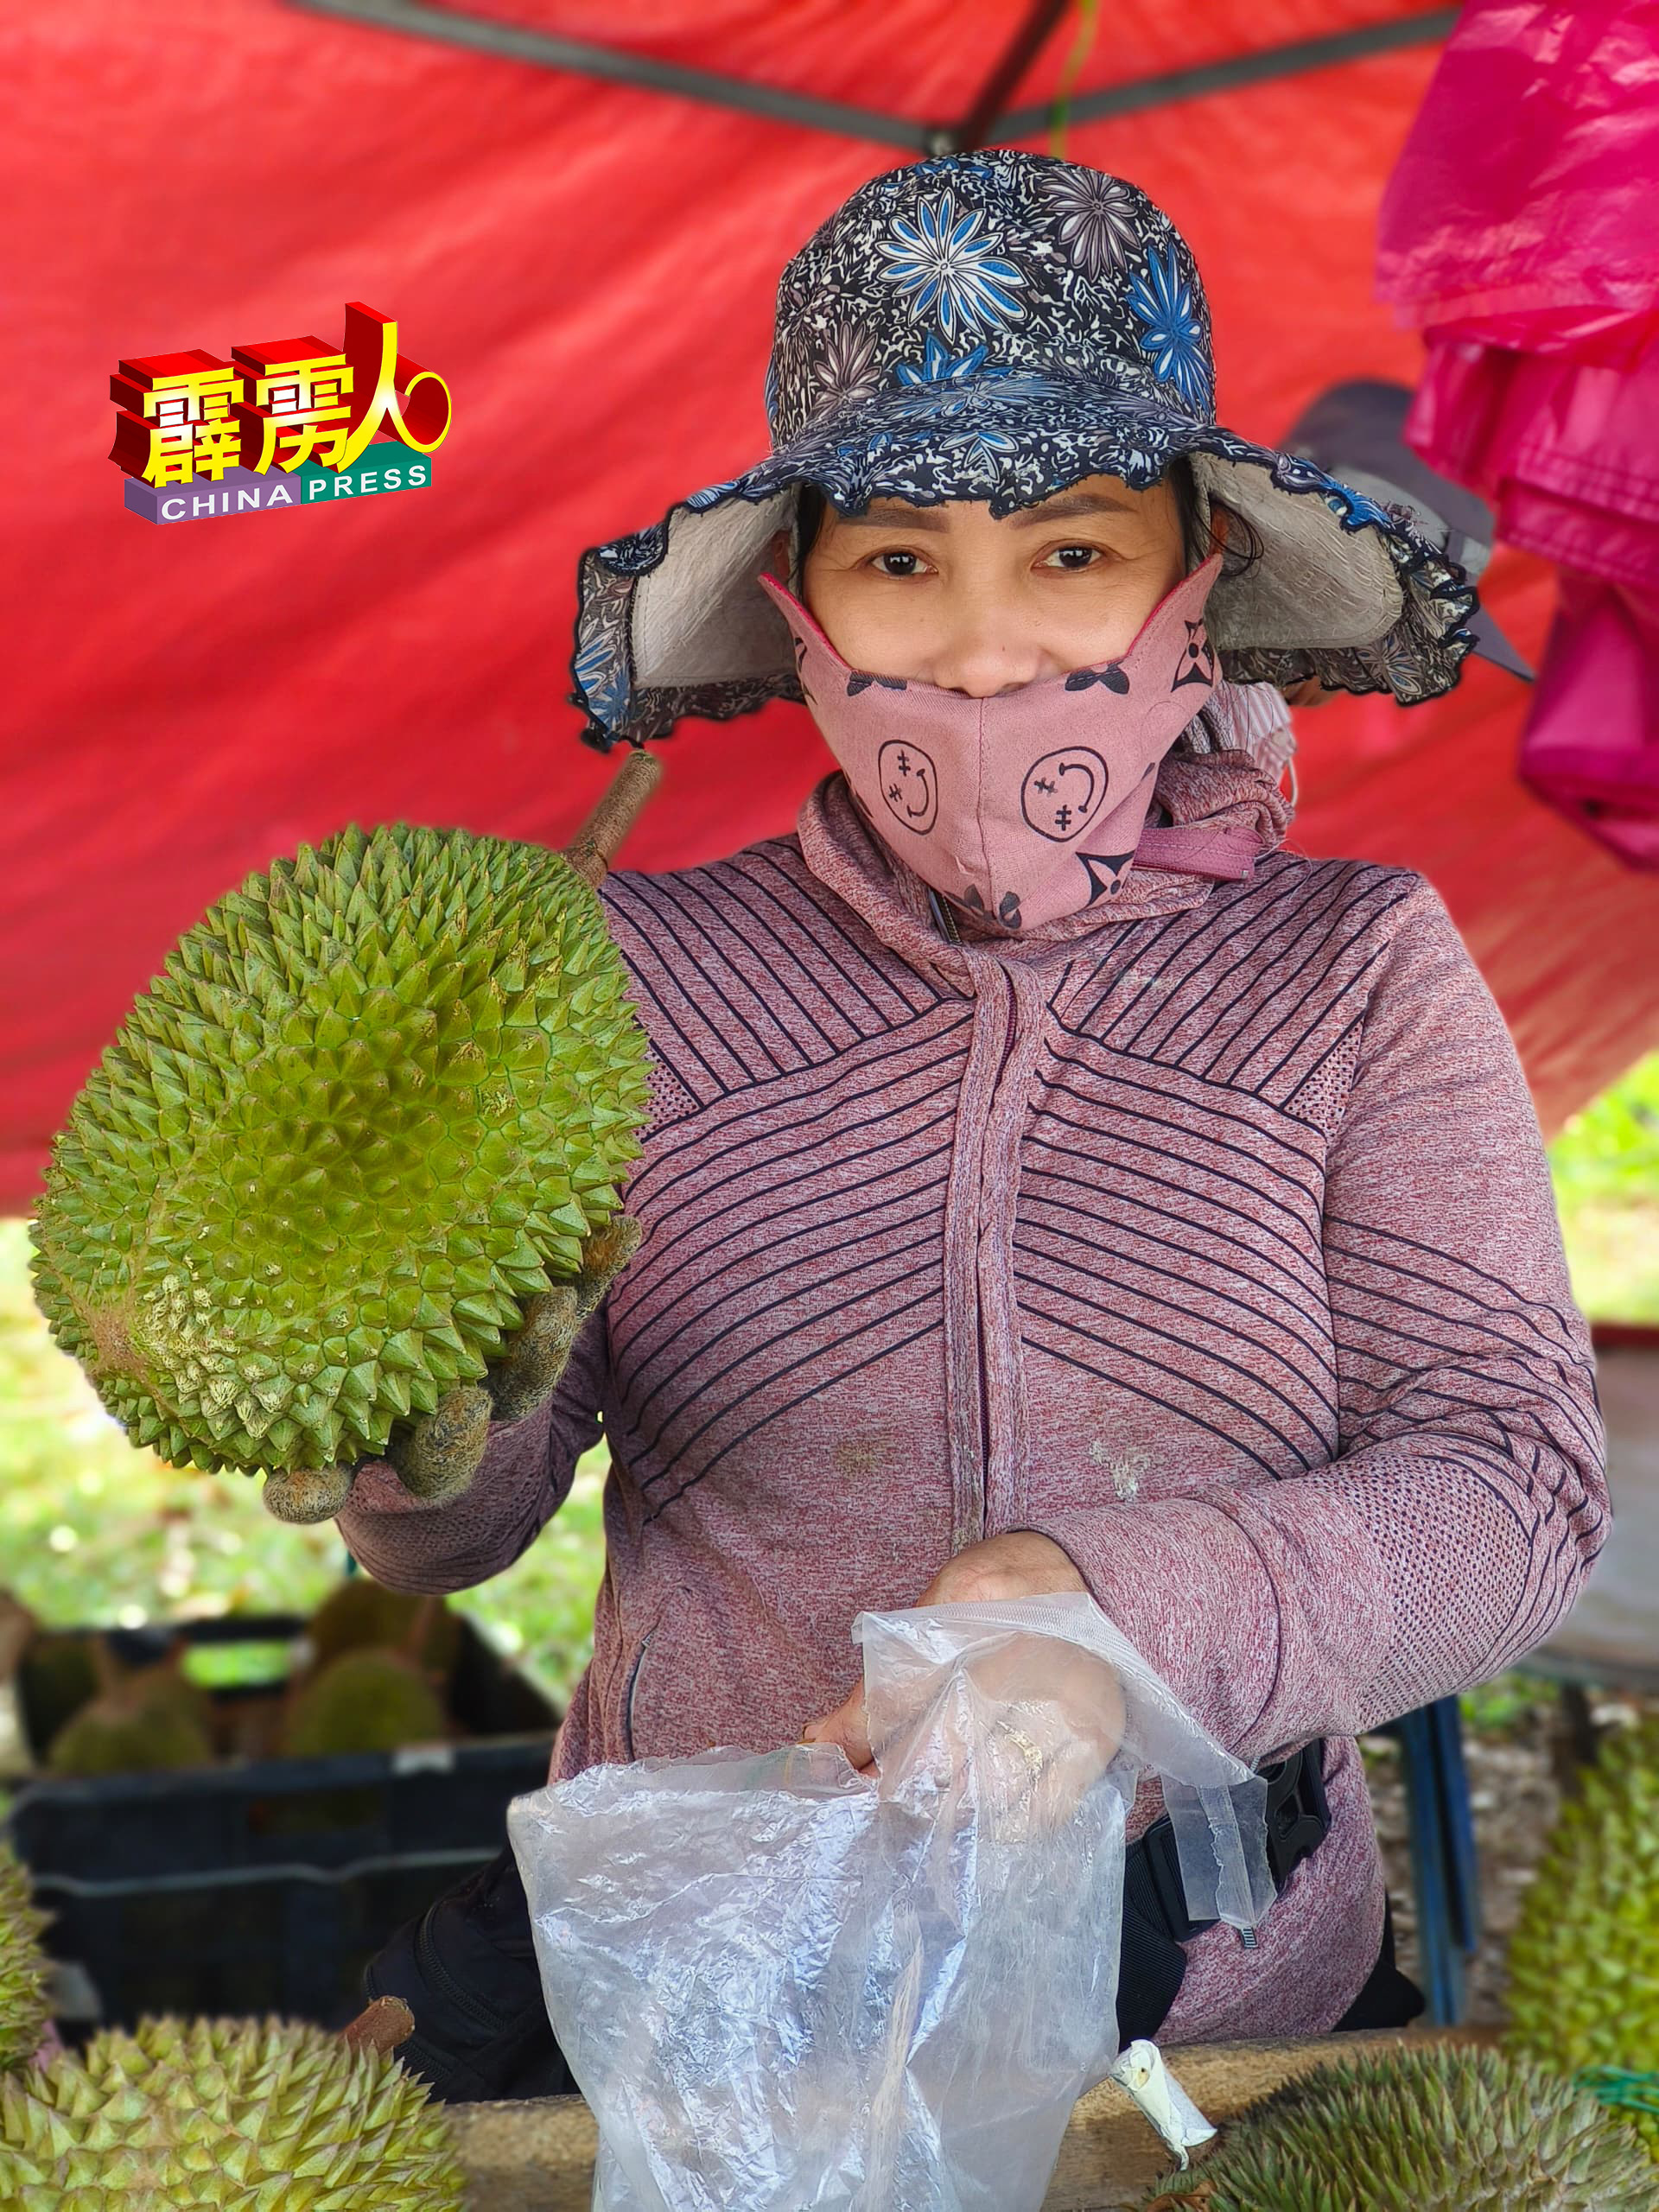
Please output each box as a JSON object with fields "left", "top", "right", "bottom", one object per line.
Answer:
{"left": 1378, "top": 0, "right": 1659, "bottom": 868}
{"left": 5, "top": 0, "right": 1659, "bottom": 1213}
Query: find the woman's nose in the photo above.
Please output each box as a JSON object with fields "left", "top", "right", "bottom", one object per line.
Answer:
{"left": 929, "top": 628, "right": 1046, "bottom": 698}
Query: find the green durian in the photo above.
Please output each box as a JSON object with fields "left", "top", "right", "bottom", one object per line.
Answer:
{"left": 114, "top": 1656, "right": 216, "bottom": 1736}
{"left": 0, "top": 2014, "right": 466, "bottom": 2208}
{"left": 48, "top": 1686, "right": 213, "bottom": 1777}
{"left": 281, "top": 1649, "right": 447, "bottom": 1759}
{"left": 29, "top": 817, "right": 652, "bottom": 1500}
{"left": 1139, "top": 2045, "right": 1658, "bottom": 2210}
{"left": 0, "top": 1848, "right": 52, "bottom": 2076}
{"left": 1507, "top": 1716, "right": 1659, "bottom": 2158}
{"left": 306, "top": 1578, "right": 461, "bottom": 1677}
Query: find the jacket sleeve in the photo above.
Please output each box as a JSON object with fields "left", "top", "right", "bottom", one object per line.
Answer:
{"left": 334, "top": 1306, "right": 607, "bottom": 1594}
{"left": 1024, "top": 879, "right": 1608, "bottom": 1765}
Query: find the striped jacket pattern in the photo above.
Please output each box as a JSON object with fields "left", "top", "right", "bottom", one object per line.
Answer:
{"left": 341, "top": 752, "right": 1605, "bottom": 2039}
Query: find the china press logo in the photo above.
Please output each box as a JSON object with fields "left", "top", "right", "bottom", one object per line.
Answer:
{"left": 111, "top": 301, "right": 452, "bottom": 525}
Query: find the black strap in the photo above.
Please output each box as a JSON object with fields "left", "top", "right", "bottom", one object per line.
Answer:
{"left": 1116, "top": 1738, "right": 1333, "bottom": 2043}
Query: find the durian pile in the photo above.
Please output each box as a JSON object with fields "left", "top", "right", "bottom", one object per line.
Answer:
{"left": 1137, "top": 2044, "right": 1658, "bottom": 2210}
{"left": 1, "top": 2016, "right": 467, "bottom": 2209}
{"left": 0, "top": 1845, "right": 465, "bottom": 2206}
{"left": 26, "top": 1579, "right": 467, "bottom": 1777}
{"left": 1506, "top": 1713, "right": 1659, "bottom": 2158}
{"left": 1137, "top": 1710, "right": 1659, "bottom": 2209}
{"left": 13, "top": 1617, "right": 219, "bottom": 1780}
{"left": 47, "top": 1655, "right": 214, "bottom": 1777}
{"left": 30, "top": 753, "right": 658, "bottom": 1523}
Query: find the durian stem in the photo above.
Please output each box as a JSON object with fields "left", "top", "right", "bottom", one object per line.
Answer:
{"left": 400, "top": 1593, "right": 442, "bottom": 1670}
{"left": 90, "top": 1633, "right": 123, "bottom": 1698}
{"left": 341, "top": 1993, "right": 416, "bottom": 2057}
{"left": 563, "top": 749, "right": 663, "bottom": 887}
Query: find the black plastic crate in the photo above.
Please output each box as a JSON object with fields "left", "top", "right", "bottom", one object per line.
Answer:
{"left": 5, "top": 1610, "right": 560, "bottom": 2032}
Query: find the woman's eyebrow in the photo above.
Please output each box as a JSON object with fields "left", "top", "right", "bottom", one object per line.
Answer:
{"left": 831, "top": 489, "right": 1141, "bottom": 533}
{"left": 1006, "top": 490, "right": 1141, "bottom": 526}
{"left": 833, "top": 504, "right": 950, "bottom": 533}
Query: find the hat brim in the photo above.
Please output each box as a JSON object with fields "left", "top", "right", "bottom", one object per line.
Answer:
{"left": 570, "top": 373, "right": 1478, "bottom": 748}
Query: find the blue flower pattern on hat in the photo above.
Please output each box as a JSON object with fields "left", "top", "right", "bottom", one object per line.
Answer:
{"left": 572, "top": 626, "right": 632, "bottom": 731}
{"left": 569, "top": 151, "right": 1478, "bottom": 747}
{"left": 894, "top": 336, "right": 992, "bottom": 388}
{"left": 765, "top": 156, "right": 1211, "bottom": 451}
{"left": 874, "top": 192, "right": 1027, "bottom": 346}
{"left": 1127, "top": 244, "right": 1212, "bottom": 417}
{"left": 1327, "top": 483, "right": 1401, "bottom": 533}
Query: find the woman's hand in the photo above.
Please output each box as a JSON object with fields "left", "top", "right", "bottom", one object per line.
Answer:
{"left": 260, "top": 1216, "right": 641, "bottom": 1525}
{"left": 800, "top": 1530, "right": 1104, "bottom": 1774}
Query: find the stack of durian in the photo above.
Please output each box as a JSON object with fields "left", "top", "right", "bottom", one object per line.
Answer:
{"left": 8, "top": 1713, "right": 1659, "bottom": 2202}
{"left": 0, "top": 1843, "right": 464, "bottom": 2206}
{"left": 1134, "top": 1715, "right": 1659, "bottom": 2210}
{"left": 22, "top": 1577, "right": 463, "bottom": 1778}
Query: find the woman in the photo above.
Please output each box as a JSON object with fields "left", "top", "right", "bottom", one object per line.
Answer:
{"left": 340, "top": 153, "right": 1606, "bottom": 2094}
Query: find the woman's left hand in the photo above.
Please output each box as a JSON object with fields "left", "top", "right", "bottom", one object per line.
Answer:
{"left": 799, "top": 1530, "right": 1096, "bottom": 1774}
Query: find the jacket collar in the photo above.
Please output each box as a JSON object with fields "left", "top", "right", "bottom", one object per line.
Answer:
{"left": 794, "top": 753, "right": 1292, "bottom": 988}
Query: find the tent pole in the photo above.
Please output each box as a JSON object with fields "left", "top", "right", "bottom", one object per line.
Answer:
{"left": 283, "top": 0, "right": 1457, "bottom": 153}
{"left": 283, "top": 0, "right": 930, "bottom": 149}
{"left": 937, "top": 0, "right": 1073, "bottom": 155}
{"left": 990, "top": 9, "right": 1459, "bottom": 137}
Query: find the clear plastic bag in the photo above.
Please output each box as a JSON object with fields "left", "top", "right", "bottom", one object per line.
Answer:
{"left": 507, "top": 1593, "right": 1272, "bottom": 2212}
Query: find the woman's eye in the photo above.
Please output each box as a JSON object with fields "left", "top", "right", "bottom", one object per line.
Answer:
{"left": 1045, "top": 544, "right": 1103, "bottom": 571}
{"left": 871, "top": 550, "right": 925, "bottom": 577}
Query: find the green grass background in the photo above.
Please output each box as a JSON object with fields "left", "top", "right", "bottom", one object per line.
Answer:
{"left": 3, "top": 1054, "right": 1656, "bottom": 1719}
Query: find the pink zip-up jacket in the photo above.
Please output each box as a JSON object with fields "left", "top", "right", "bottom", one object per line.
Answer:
{"left": 340, "top": 750, "right": 1606, "bottom": 2039}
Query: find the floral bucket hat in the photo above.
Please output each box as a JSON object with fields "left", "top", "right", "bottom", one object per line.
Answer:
{"left": 571, "top": 150, "right": 1478, "bottom": 751}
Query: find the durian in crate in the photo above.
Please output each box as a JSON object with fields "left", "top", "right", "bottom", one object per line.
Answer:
{"left": 30, "top": 754, "right": 658, "bottom": 1522}
{"left": 1507, "top": 1713, "right": 1659, "bottom": 2159}
{"left": 47, "top": 1682, "right": 213, "bottom": 1778}
{"left": 0, "top": 2014, "right": 466, "bottom": 2209}
{"left": 303, "top": 1577, "right": 461, "bottom": 1678}
{"left": 280, "top": 1649, "right": 448, "bottom": 1761}
{"left": 40, "top": 1638, "right": 215, "bottom": 1777}
{"left": 1139, "top": 2044, "right": 1659, "bottom": 2211}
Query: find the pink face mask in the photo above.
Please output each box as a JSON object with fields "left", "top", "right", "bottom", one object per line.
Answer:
{"left": 760, "top": 551, "right": 1226, "bottom": 931}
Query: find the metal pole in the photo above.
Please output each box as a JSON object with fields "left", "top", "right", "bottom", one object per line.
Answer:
{"left": 944, "top": 0, "right": 1073, "bottom": 153}
{"left": 991, "top": 9, "right": 1459, "bottom": 137}
{"left": 283, "top": 0, "right": 1459, "bottom": 154}
{"left": 284, "top": 0, "right": 932, "bottom": 149}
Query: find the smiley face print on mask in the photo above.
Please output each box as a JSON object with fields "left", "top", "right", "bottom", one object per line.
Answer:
{"left": 759, "top": 550, "right": 1225, "bottom": 932}
{"left": 1020, "top": 749, "right": 1110, "bottom": 842}
{"left": 878, "top": 741, "right": 939, "bottom": 834}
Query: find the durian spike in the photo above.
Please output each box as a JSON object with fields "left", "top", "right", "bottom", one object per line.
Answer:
{"left": 341, "top": 1993, "right": 416, "bottom": 2057}
{"left": 562, "top": 748, "right": 663, "bottom": 887}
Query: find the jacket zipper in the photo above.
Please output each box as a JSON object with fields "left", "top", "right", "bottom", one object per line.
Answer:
{"left": 620, "top": 1622, "right": 660, "bottom": 1761}
{"left": 976, "top": 974, "right": 1020, "bottom": 1541}
{"left": 927, "top": 885, "right": 963, "bottom": 945}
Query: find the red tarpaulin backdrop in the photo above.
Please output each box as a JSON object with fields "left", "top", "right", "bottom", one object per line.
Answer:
{"left": 5, "top": 0, "right": 1658, "bottom": 1214}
